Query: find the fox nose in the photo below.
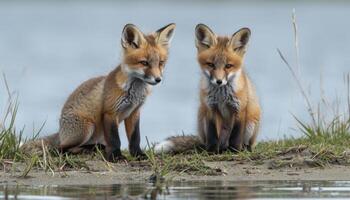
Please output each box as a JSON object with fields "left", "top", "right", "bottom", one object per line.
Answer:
{"left": 216, "top": 80, "right": 222, "bottom": 85}
{"left": 155, "top": 77, "right": 162, "bottom": 83}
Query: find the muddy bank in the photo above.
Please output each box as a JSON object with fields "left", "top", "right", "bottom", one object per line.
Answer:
{"left": 2, "top": 159, "right": 350, "bottom": 186}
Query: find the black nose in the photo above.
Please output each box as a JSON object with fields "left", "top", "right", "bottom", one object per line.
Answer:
{"left": 155, "top": 77, "right": 162, "bottom": 83}
{"left": 216, "top": 80, "right": 222, "bottom": 85}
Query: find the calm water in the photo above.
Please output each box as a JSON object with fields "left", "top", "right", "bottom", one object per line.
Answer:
{"left": 0, "top": 1, "right": 350, "bottom": 147}
{"left": 1, "top": 181, "right": 350, "bottom": 199}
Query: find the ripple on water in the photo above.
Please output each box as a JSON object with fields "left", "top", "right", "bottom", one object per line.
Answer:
{"left": 1, "top": 181, "right": 350, "bottom": 199}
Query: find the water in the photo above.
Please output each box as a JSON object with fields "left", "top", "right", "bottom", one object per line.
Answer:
{"left": 0, "top": 1, "right": 350, "bottom": 147}
{"left": 1, "top": 181, "right": 350, "bottom": 199}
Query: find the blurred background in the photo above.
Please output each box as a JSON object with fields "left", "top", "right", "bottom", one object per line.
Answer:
{"left": 0, "top": 0, "right": 349, "bottom": 148}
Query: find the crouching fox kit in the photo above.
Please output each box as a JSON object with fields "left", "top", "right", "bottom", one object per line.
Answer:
{"left": 155, "top": 24, "right": 261, "bottom": 154}
{"left": 21, "top": 23, "right": 176, "bottom": 160}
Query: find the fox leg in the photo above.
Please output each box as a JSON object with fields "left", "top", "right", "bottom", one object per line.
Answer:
{"left": 206, "top": 118, "right": 219, "bottom": 153}
{"left": 244, "top": 120, "right": 259, "bottom": 152}
{"left": 218, "top": 115, "right": 236, "bottom": 152}
{"left": 59, "top": 115, "right": 95, "bottom": 151}
{"left": 197, "top": 105, "right": 207, "bottom": 145}
{"left": 103, "top": 113, "right": 124, "bottom": 161}
{"left": 124, "top": 109, "right": 145, "bottom": 158}
{"left": 228, "top": 120, "right": 244, "bottom": 152}
{"left": 198, "top": 106, "right": 220, "bottom": 153}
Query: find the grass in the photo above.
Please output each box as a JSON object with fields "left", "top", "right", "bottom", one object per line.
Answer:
{"left": 0, "top": 75, "right": 93, "bottom": 177}
{"left": 0, "top": 99, "right": 23, "bottom": 161}
{"left": 0, "top": 11, "right": 349, "bottom": 182}
{"left": 144, "top": 131, "right": 350, "bottom": 176}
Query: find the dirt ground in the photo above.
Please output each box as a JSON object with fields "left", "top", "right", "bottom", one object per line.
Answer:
{"left": 2, "top": 159, "right": 350, "bottom": 186}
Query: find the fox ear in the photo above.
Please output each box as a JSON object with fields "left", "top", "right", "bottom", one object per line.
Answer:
{"left": 121, "top": 24, "right": 146, "bottom": 49}
{"left": 156, "top": 23, "right": 176, "bottom": 47}
{"left": 228, "top": 28, "right": 251, "bottom": 56}
{"left": 195, "top": 24, "right": 217, "bottom": 51}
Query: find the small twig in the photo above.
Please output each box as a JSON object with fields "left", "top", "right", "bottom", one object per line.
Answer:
{"left": 95, "top": 146, "right": 115, "bottom": 172}
{"left": 39, "top": 140, "right": 55, "bottom": 176}
{"left": 59, "top": 163, "right": 66, "bottom": 171}
{"left": 3, "top": 160, "right": 14, "bottom": 165}
{"left": 41, "top": 139, "right": 47, "bottom": 170}
{"left": 312, "top": 148, "right": 325, "bottom": 160}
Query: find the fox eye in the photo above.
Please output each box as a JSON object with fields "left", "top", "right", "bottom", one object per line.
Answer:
{"left": 159, "top": 61, "right": 165, "bottom": 65}
{"left": 225, "top": 64, "right": 234, "bottom": 69}
{"left": 139, "top": 61, "right": 149, "bottom": 66}
{"left": 206, "top": 62, "right": 215, "bottom": 68}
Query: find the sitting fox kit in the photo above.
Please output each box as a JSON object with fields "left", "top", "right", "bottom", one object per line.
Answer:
{"left": 22, "top": 23, "right": 176, "bottom": 160}
{"left": 195, "top": 24, "right": 260, "bottom": 152}
{"left": 155, "top": 24, "right": 260, "bottom": 153}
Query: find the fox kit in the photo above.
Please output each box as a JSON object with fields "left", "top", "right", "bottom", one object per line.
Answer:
{"left": 155, "top": 24, "right": 260, "bottom": 153}
{"left": 22, "top": 23, "right": 176, "bottom": 160}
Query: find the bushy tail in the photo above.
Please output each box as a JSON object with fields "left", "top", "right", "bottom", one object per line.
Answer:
{"left": 20, "top": 133, "right": 60, "bottom": 155}
{"left": 154, "top": 135, "right": 203, "bottom": 154}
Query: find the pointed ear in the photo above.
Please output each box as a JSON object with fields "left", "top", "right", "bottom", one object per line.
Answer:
{"left": 156, "top": 23, "right": 176, "bottom": 47}
{"left": 195, "top": 24, "right": 217, "bottom": 51}
{"left": 228, "top": 28, "right": 251, "bottom": 56}
{"left": 121, "top": 24, "right": 146, "bottom": 49}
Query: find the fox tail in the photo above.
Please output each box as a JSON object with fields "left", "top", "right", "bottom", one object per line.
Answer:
{"left": 20, "top": 133, "right": 60, "bottom": 154}
{"left": 154, "top": 135, "right": 203, "bottom": 154}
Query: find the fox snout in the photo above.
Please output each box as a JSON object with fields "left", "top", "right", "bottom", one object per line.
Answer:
{"left": 210, "top": 68, "right": 228, "bottom": 86}
{"left": 143, "top": 66, "right": 163, "bottom": 85}
{"left": 144, "top": 75, "right": 162, "bottom": 85}
{"left": 210, "top": 77, "right": 227, "bottom": 86}
{"left": 122, "top": 63, "right": 163, "bottom": 85}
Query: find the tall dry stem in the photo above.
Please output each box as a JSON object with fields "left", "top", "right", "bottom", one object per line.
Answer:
{"left": 277, "top": 9, "right": 317, "bottom": 129}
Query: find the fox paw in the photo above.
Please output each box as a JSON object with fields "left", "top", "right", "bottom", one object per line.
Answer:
{"left": 105, "top": 151, "right": 126, "bottom": 162}
{"left": 131, "top": 150, "right": 147, "bottom": 160}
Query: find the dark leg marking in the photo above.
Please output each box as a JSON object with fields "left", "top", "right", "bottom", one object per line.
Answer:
{"left": 229, "top": 121, "right": 243, "bottom": 152}
{"left": 218, "top": 123, "right": 233, "bottom": 153}
{"left": 206, "top": 119, "right": 219, "bottom": 153}
{"left": 129, "top": 119, "right": 146, "bottom": 159}
{"left": 106, "top": 123, "right": 125, "bottom": 162}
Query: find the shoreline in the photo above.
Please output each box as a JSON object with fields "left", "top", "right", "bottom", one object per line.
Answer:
{"left": 2, "top": 159, "right": 350, "bottom": 186}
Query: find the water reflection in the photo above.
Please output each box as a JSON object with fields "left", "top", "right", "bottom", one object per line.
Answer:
{"left": 1, "top": 181, "right": 350, "bottom": 199}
